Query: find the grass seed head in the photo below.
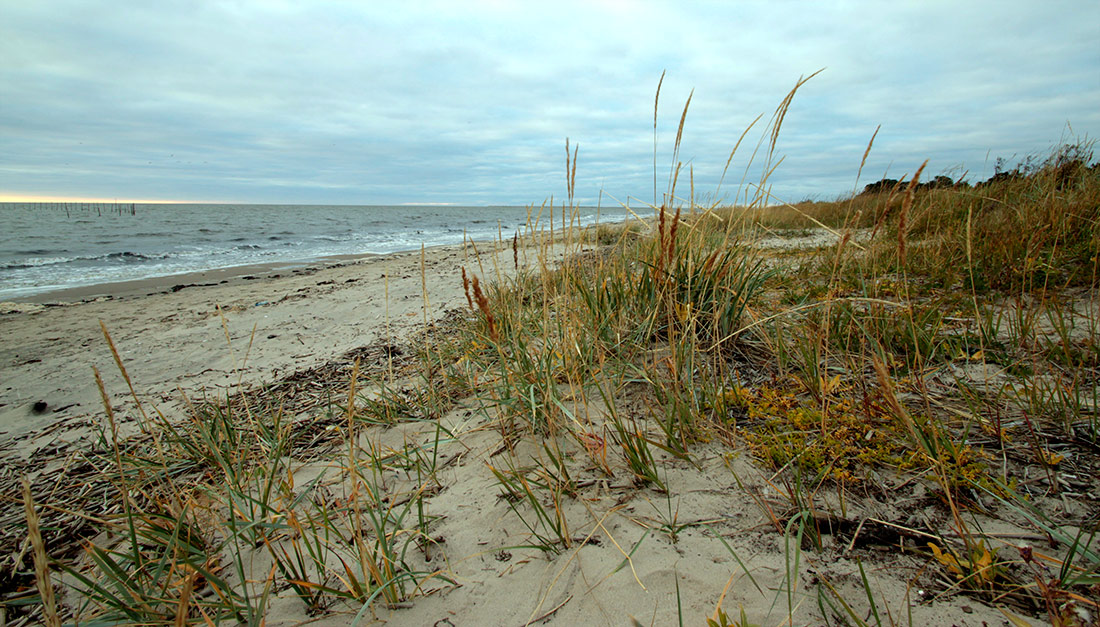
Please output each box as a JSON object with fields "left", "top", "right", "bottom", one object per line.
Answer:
{"left": 461, "top": 266, "right": 473, "bottom": 310}
{"left": 470, "top": 274, "right": 498, "bottom": 342}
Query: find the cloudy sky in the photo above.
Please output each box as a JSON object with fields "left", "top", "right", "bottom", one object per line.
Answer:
{"left": 1, "top": 1, "right": 1097, "bottom": 206}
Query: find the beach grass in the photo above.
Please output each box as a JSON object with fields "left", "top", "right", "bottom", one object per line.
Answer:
{"left": 6, "top": 81, "right": 1100, "bottom": 625}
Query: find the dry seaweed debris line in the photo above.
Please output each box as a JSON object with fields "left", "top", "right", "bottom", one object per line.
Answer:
{"left": 0, "top": 440, "right": 112, "bottom": 618}
{"left": 0, "top": 333, "right": 434, "bottom": 623}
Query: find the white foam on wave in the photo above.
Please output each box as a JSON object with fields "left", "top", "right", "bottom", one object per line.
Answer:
{"left": 0, "top": 204, "right": 632, "bottom": 299}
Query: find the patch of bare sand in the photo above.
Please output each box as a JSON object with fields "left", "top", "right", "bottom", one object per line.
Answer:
{"left": 246, "top": 404, "right": 1036, "bottom": 626}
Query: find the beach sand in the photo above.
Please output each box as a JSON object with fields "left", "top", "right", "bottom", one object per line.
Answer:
{"left": 1, "top": 242, "right": 510, "bottom": 441}
{"left": 0, "top": 233, "right": 1042, "bottom": 626}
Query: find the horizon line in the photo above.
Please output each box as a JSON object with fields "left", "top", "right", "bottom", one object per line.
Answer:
{"left": 0, "top": 194, "right": 227, "bottom": 204}
{"left": 0, "top": 195, "right": 611, "bottom": 208}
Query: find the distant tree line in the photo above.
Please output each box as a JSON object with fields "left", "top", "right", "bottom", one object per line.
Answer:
{"left": 861, "top": 175, "right": 957, "bottom": 194}
{"left": 859, "top": 144, "right": 1098, "bottom": 195}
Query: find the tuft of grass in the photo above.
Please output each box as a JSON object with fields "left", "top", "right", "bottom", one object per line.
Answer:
{"left": 488, "top": 454, "right": 573, "bottom": 554}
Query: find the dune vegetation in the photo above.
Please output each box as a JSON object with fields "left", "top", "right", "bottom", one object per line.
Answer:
{"left": 8, "top": 79, "right": 1100, "bottom": 626}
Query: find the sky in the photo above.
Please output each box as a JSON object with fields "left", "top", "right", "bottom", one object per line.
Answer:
{"left": 1, "top": 1, "right": 1098, "bottom": 207}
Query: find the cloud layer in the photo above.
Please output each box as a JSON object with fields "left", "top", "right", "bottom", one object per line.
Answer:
{"left": 2, "top": 1, "right": 1098, "bottom": 205}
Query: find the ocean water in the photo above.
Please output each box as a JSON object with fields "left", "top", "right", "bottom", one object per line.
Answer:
{"left": 0, "top": 203, "right": 624, "bottom": 300}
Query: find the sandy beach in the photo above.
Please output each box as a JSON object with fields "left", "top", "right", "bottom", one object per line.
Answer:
{"left": 1, "top": 241, "right": 525, "bottom": 443}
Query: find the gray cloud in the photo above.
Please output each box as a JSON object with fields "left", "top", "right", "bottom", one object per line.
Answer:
{"left": 2, "top": 1, "right": 1097, "bottom": 205}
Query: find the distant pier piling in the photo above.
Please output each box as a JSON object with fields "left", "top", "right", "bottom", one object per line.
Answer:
{"left": 39, "top": 201, "right": 139, "bottom": 217}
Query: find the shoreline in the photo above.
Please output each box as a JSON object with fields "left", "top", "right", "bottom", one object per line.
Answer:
{"left": 0, "top": 238, "right": 581, "bottom": 442}
{"left": 0, "top": 206, "right": 635, "bottom": 305}
{"left": 3, "top": 251, "right": 421, "bottom": 305}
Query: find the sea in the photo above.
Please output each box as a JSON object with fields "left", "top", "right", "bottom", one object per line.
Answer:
{"left": 0, "top": 203, "right": 627, "bottom": 300}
